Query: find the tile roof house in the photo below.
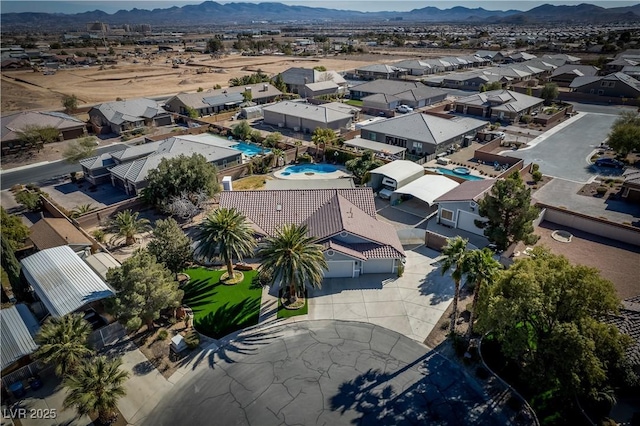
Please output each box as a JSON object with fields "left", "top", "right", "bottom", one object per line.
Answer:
{"left": 603, "top": 296, "right": 640, "bottom": 370}
{"left": 349, "top": 80, "right": 448, "bottom": 110}
{"left": 355, "top": 64, "right": 408, "bottom": 80}
{"left": 0, "top": 304, "right": 39, "bottom": 373}
{"left": 20, "top": 245, "right": 115, "bottom": 319}
{"left": 441, "top": 70, "right": 512, "bottom": 90}
{"left": 89, "top": 98, "right": 172, "bottom": 135}
{"left": 219, "top": 188, "right": 405, "bottom": 278}
{"left": 164, "top": 83, "right": 282, "bottom": 117}
{"left": 262, "top": 101, "right": 353, "bottom": 133}
{"left": 453, "top": 89, "right": 544, "bottom": 123}
{"left": 548, "top": 65, "right": 600, "bottom": 86}
{"left": 278, "top": 67, "right": 347, "bottom": 95}
{"left": 360, "top": 112, "right": 487, "bottom": 156}
{"left": 1, "top": 111, "right": 87, "bottom": 155}
{"left": 29, "top": 218, "right": 93, "bottom": 253}
{"left": 434, "top": 179, "right": 496, "bottom": 236}
{"left": 570, "top": 72, "right": 640, "bottom": 99}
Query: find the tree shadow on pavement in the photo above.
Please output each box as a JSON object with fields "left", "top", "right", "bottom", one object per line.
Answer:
{"left": 416, "top": 267, "right": 455, "bottom": 305}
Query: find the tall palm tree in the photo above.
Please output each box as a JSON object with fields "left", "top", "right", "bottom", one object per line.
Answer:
{"left": 293, "top": 140, "right": 302, "bottom": 163}
{"left": 34, "top": 314, "right": 94, "bottom": 377}
{"left": 271, "top": 148, "right": 284, "bottom": 168}
{"left": 196, "top": 208, "right": 256, "bottom": 278}
{"left": 63, "top": 356, "right": 129, "bottom": 425}
{"left": 106, "top": 209, "right": 152, "bottom": 246}
{"left": 440, "top": 236, "right": 469, "bottom": 334}
{"left": 462, "top": 248, "right": 502, "bottom": 337}
{"left": 70, "top": 203, "right": 96, "bottom": 218}
{"left": 311, "top": 128, "right": 336, "bottom": 161}
{"left": 257, "top": 224, "right": 328, "bottom": 304}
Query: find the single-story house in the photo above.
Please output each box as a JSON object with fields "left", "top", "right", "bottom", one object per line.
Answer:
{"left": 1, "top": 111, "right": 87, "bottom": 155}
{"left": 474, "top": 50, "right": 507, "bottom": 63}
{"left": 302, "top": 81, "right": 340, "bottom": 98}
{"left": 262, "top": 101, "right": 353, "bottom": 133}
{"left": 164, "top": 83, "right": 282, "bottom": 117}
{"left": 343, "top": 136, "right": 406, "bottom": 159}
{"left": 278, "top": 67, "right": 347, "bottom": 95}
{"left": 541, "top": 54, "right": 581, "bottom": 65}
{"left": 219, "top": 188, "right": 405, "bottom": 278}
{"left": 507, "top": 52, "right": 537, "bottom": 63}
{"left": 355, "top": 64, "right": 407, "bottom": 80}
{"left": 20, "top": 245, "right": 115, "bottom": 319}
{"left": 393, "top": 59, "right": 434, "bottom": 76}
{"left": 453, "top": 89, "right": 544, "bottom": 122}
{"left": 0, "top": 304, "right": 40, "bottom": 374}
{"left": 621, "top": 169, "right": 640, "bottom": 204}
{"left": 349, "top": 80, "right": 447, "bottom": 107}
{"left": 368, "top": 160, "right": 425, "bottom": 198}
{"left": 570, "top": 72, "right": 640, "bottom": 98}
{"left": 434, "top": 179, "right": 496, "bottom": 236}
{"left": 360, "top": 113, "right": 487, "bottom": 156}
{"left": 89, "top": 98, "right": 172, "bottom": 135}
{"left": 390, "top": 174, "right": 459, "bottom": 214}
{"left": 605, "top": 58, "right": 639, "bottom": 73}
{"left": 621, "top": 65, "right": 640, "bottom": 79}
{"left": 548, "top": 65, "right": 600, "bottom": 86}
{"left": 108, "top": 135, "right": 243, "bottom": 195}
{"left": 29, "top": 218, "right": 93, "bottom": 253}
{"left": 441, "top": 70, "right": 511, "bottom": 90}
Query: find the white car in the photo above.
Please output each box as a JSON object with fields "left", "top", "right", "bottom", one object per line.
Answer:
{"left": 396, "top": 105, "right": 413, "bottom": 114}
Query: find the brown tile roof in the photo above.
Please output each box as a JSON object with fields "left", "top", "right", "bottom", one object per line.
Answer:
{"left": 434, "top": 179, "right": 496, "bottom": 203}
{"left": 29, "top": 218, "right": 92, "bottom": 251}
{"left": 220, "top": 188, "right": 404, "bottom": 259}
{"left": 323, "top": 240, "right": 367, "bottom": 261}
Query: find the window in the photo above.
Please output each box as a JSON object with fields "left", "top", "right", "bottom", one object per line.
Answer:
{"left": 412, "top": 142, "right": 422, "bottom": 152}
{"left": 441, "top": 209, "right": 454, "bottom": 221}
{"left": 600, "top": 81, "right": 615, "bottom": 88}
{"left": 369, "top": 132, "right": 376, "bottom": 141}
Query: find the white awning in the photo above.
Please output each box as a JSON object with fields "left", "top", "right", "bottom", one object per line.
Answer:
{"left": 393, "top": 175, "right": 459, "bottom": 207}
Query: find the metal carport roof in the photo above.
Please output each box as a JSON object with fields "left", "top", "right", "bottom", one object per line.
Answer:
{"left": 392, "top": 175, "right": 459, "bottom": 207}
{"left": 1, "top": 304, "right": 40, "bottom": 370}
{"left": 20, "top": 246, "right": 115, "bottom": 318}
{"left": 369, "top": 160, "right": 424, "bottom": 183}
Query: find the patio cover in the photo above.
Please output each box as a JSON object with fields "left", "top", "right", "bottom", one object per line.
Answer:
{"left": 343, "top": 137, "right": 406, "bottom": 156}
{"left": 392, "top": 175, "right": 459, "bottom": 207}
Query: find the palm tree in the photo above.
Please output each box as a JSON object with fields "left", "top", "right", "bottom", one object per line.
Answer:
{"left": 195, "top": 208, "right": 256, "bottom": 279}
{"left": 70, "top": 203, "right": 96, "bottom": 218}
{"left": 311, "top": 128, "right": 336, "bottom": 161}
{"left": 106, "top": 210, "right": 152, "bottom": 246}
{"left": 271, "top": 148, "right": 284, "bottom": 168}
{"left": 63, "top": 356, "right": 129, "bottom": 425}
{"left": 440, "top": 236, "right": 469, "bottom": 334}
{"left": 462, "top": 248, "right": 502, "bottom": 337}
{"left": 293, "top": 140, "right": 302, "bottom": 163}
{"left": 34, "top": 314, "right": 94, "bottom": 377}
{"left": 257, "top": 224, "right": 328, "bottom": 304}
{"left": 345, "top": 150, "right": 384, "bottom": 184}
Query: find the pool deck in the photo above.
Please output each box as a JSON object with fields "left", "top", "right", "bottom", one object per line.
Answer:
{"left": 273, "top": 165, "right": 351, "bottom": 180}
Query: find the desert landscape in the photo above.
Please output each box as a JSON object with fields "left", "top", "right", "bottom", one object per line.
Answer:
{"left": 1, "top": 53, "right": 402, "bottom": 112}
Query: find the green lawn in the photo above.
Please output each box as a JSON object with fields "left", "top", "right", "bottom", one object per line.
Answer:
{"left": 182, "top": 268, "right": 261, "bottom": 339}
{"left": 345, "top": 99, "right": 363, "bottom": 107}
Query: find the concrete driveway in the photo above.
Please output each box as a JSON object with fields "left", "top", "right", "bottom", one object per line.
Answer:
{"left": 308, "top": 246, "right": 453, "bottom": 342}
{"left": 141, "top": 320, "right": 515, "bottom": 426}
{"left": 504, "top": 112, "right": 618, "bottom": 183}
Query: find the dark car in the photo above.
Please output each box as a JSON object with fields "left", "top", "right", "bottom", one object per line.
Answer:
{"left": 594, "top": 158, "right": 624, "bottom": 169}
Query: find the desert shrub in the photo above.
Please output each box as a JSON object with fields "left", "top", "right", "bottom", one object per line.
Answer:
{"left": 15, "top": 190, "right": 41, "bottom": 211}
{"left": 92, "top": 229, "right": 105, "bottom": 243}
{"left": 520, "top": 115, "right": 533, "bottom": 124}
{"left": 531, "top": 163, "right": 540, "bottom": 172}
{"left": 596, "top": 186, "right": 608, "bottom": 195}
{"left": 397, "top": 262, "right": 405, "bottom": 277}
{"left": 157, "top": 329, "right": 169, "bottom": 341}
{"left": 184, "top": 330, "right": 200, "bottom": 349}
{"left": 298, "top": 153, "right": 313, "bottom": 163}
{"left": 532, "top": 170, "right": 543, "bottom": 183}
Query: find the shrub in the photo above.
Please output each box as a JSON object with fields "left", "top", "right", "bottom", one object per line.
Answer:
{"left": 15, "top": 190, "right": 41, "bottom": 211}
{"left": 92, "top": 229, "right": 105, "bottom": 243}
{"left": 596, "top": 186, "right": 608, "bottom": 195}
{"left": 298, "top": 153, "right": 313, "bottom": 163}
{"left": 258, "top": 270, "right": 273, "bottom": 287}
{"left": 184, "top": 330, "right": 200, "bottom": 349}
{"left": 157, "top": 329, "right": 169, "bottom": 341}
{"left": 531, "top": 163, "right": 540, "bottom": 172}
{"left": 532, "top": 170, "right": 543, "bottom": 183}
{"left": 10, "top": 184, "right": 23, "bottom": 193}
{"left": 397, "top": 262, "right": 405, "bottom": 277}
{"left": 520, "top": 115, "right": 533, "bottom": 124}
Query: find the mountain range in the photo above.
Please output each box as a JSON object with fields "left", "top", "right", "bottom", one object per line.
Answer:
{"left": 2, "top": 2, "right": 640, "bottom": 29}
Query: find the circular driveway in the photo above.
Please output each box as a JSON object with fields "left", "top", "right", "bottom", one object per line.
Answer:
{"left": 143, "top": 320, "right": 514, "bottom": 425}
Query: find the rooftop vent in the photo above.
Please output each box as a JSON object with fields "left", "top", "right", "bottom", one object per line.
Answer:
{"left": 276, "top": 204, "right": 282, "bottom": 211}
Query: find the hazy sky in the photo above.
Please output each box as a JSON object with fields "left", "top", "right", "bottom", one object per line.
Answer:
{"left": 1, "top": 0, "right": 638, "bottom": 14}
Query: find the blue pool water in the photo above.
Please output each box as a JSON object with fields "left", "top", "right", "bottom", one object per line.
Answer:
{"left": 280, "top": 164, "right": 338, "bottom": 176}
{"left": 230, "top": 142, "right": 271, "bottom": 157}
{"left": 437, "top": 167, "right": 485, "bottom": 181}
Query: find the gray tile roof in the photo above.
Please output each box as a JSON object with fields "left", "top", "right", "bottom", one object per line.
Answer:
{"left": 356, "top": 64, "right": 406, "bottom": 73}
{"left": 550, "top": 64, "right": 599, "bottom": 78}
{"left": 603, "top": 296, "right": 640, "bottom": 366}
{"left": 91, "top": 98, "right": 167, "bottom": 125}
{"left": 2, "top": 111, "right": 85, "bottom": 142}
{"left": 623, "top": 169, "right": 640, "bottom": 186}
{"left": 305, "top": 81, "right": 339, "bottom": 91}
{"left": 570, "top": 72, "right": 640, "bottom": 92}
{"left": 219, "top": 188, "right": 404, "bottom": 259}
{"left": 0, "top": 304, "right": 39, "bottom": 370}
{"left": 262, "top": 101, "right": 352, "bottom": 124}
{"left": 110, "top": 141, "right": 161, "bottom": 162}
{"left": 455, "top": 90, "right": 544, "bottom": 114}
{"left": 435, "top": 179, "right": 496, "bottom": 203}
{"left": 109, "top": 136, "right": 241, "bottom": 183}
{"left": 167, "top": 84, "right": 282, "bottom": 110}
{"left": 361, "top": 112, "right": 487, "bottom": 146}
{"left": 362, "top": 93, "right": 400, "bottom": 104}
{"left": 20, "top": 245, "right": 115, "bottom": 318}
{"left": 280, "top": 67, "right": 318, "bottom": 86}
{"left": 351, "top": 80, "right": 447, "bottom": 101}
{"left": 80, "top": 152, "right": 117, "bottom": 170}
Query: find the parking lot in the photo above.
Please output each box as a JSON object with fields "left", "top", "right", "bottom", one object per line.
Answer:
{"left": 504, "top": 112, "right": 618, "bottom": 183}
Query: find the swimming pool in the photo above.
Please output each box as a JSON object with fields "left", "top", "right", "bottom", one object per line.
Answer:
{"left": 437, "top": 167, "right": 485, "bottom": 181}
{"left": 280, "top": 164, "right": 338, "bottom": 176}
{"left": 230, "top": 142, "right": 271, "bottom": 157}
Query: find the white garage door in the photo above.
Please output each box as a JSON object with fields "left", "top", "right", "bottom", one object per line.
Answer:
{"left": 362, "top": 259, "right": 393, "bottom": 274}
{"left": 324, "top": 261, "right": 354, "bottom": 278}
{"left": 457, "top": 210, "right": 484, "bottom": 236}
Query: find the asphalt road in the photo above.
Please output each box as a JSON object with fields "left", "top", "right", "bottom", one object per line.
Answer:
{"left": 505, "top": 112, "right": 618, "bottom": 183}
{"left": 0, "top": 144, "right": 125, "bottom": 190}
{"left": 142, "top": 320, "right": 519, "bottom": 426}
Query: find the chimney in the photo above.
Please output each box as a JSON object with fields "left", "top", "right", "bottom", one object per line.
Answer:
{"left": 263, "top": 84, "right": 268, "bottom": 92}
{"left": 222, "top": 176, "right": 233, "bottom": 191}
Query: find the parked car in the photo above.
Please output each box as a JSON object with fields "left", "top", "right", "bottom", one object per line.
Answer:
{"left": 594, "top": 158, "right": 624, "bottom": 169}
{"left": 396, "top": 105, "right": 413, "bottom": 114}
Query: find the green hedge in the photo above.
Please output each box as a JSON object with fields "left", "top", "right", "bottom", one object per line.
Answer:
{"left": 325, "top": 147, "right": 357, "bottom": 164}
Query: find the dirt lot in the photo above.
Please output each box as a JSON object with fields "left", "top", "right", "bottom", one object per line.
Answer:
{"left": 1, "top": 53, "right": 400, "bottom": 112}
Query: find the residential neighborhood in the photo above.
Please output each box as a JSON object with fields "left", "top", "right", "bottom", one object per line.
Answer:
{"left": 1, "top": 2, "right": 640, "bottom": 426}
